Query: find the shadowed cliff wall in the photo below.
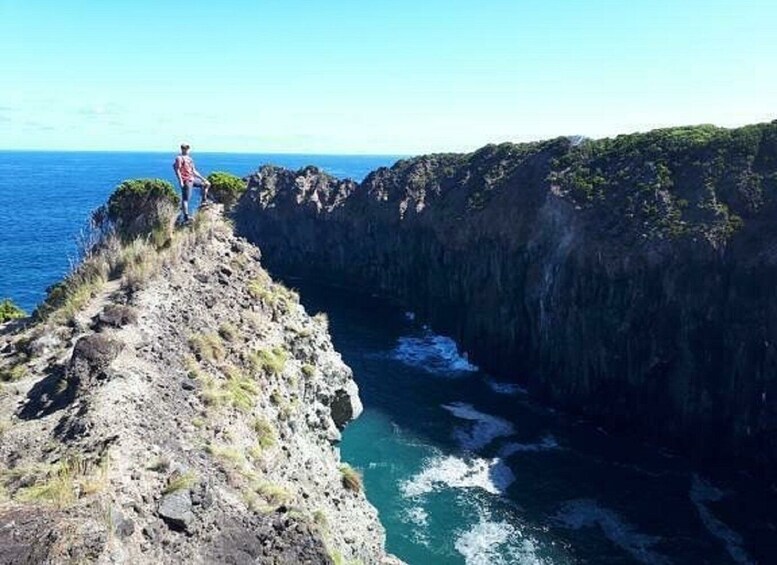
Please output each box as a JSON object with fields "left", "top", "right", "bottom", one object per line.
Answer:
{"left": 235, "top": 122, "right": 777, "bottom": 480}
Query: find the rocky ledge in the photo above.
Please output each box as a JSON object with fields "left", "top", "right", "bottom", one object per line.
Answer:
{"left": 0, "top": 204, "right": 399, "bottom": 564}
{"left": 235, "top": 121, "right": 777, "bottom": 481}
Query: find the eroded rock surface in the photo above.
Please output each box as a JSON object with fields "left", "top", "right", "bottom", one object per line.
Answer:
{"left": 0, "top": 207, "right": 397, "bottom": 564}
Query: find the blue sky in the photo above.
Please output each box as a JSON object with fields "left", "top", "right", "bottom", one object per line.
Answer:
{"left": 1, "top": 0, "right": 775, "bottom": 154}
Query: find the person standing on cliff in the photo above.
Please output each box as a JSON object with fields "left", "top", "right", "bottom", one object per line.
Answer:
{"left": 173, "top": 143, "right": 211, "bottom": 223}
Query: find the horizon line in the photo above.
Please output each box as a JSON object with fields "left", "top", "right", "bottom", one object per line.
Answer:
{"left": 2, "top": 118, "right": 775, "bottom": 157}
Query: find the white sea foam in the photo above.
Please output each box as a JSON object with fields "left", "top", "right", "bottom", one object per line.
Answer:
{"left": 486, "top": 378, "right": 528, "bottom": 396}
{"left": 401, "top": 505, "right": 431, "bottom": 547}
{"left": 690, "top": 475, "right": 753, "bottom": 565}
{"left": 400, "top": 455, "right": 515, "bottom": 497}
{"left": 442, "top": 402, "right": 515, "bottom": 451}
{"left": 404, "top": 505, "right": 429, "bottom": 527}
{"left": 554, "top": 499, "right": 671, "bottom": 565}
{"left": 404, "top": 311, "right": 416, "bottom": 321}
{"left": 454, "top": 519, "right": 550, "bottom": 565}
{"left": 499, "top": 435, "right": 560, "bottom": 457}
{"left": 392, "top": 331, "right": 478, "bottom": 374}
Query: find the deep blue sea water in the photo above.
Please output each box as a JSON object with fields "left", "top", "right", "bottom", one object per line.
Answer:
{"left": 0, "top": 151, "right": 392, "bottom": 311}
{"left": 2, "top": 152, "right": 776, "bottom": 564}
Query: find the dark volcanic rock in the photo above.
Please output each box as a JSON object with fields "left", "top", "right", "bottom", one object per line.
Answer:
{"left": 158, "top": 489, "right": 195, "bottom": 532}
{"left": 68, "top": 334, "right": 123, "bottom": 390}
{"left": 95, "top": 305, "right": 138, "bottom": 330}
{"left": 205, "top": 513, "right": 332, "bottom": 565}
{"left": 236, "top": 122, "right": 777, "bottom": 480}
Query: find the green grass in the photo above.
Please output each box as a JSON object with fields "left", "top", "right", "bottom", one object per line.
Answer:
{"left": 253, "top": 417, "right": 277, "bottom": 449}
{"left": 301, "top": 364, "right": 316, "bottom": 378}
{"left": 247, "top": 481, "right": 291, "bottom": 512}
{"left": 223, "top": 366, "right": 260, "bottom": 412}
{"left": 0, "top": 299, "right": 26, "bottom": 323}
{"left": 162, "top": 472, "right": 198, "bottom": 494}
{"left": 12, "top": 456, "right": 106, "bottom": 508}
{"left": 206, "top": 442, "right": 246, "bottom": 469}
{"left": 250, "top": 346, "right": 288, "bottom": 376}
{"left": 0, "top": 363, "right": 28, "bottom": 382}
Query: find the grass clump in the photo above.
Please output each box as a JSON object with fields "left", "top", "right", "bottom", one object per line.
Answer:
{"left": 250, "top": 346, "right": 288, "bottom": 376}
{"left": 253, "top": 417, "right": 277, "bottom": 450}
{"left": 245, "top": 481, "right": 291, "bottom": 513}
{"left": 0, "top": 363, "right": 28, "bottom": 382}
{"left": 147, "top": 457, "right": 171, "bottom": 473}
{"left": 247, "top": 274, "right": 272, "bottom": 299}
{"left": 339, "top": 464, "right": 363, "bottom": 492}
{"left": 248, "top": 276, "right": 298, "bottom": 313}
{"left": 162, "top": 472, "right": 198, "bottom": 494}
{"left": 35, "top": 258, "right": 109, "bottom": 324}
{"left": 218, "top": 322, "right": 239, "bottom": 342}
{"left": 223, "top": 366, "right": 259, "bottom": 412}
{"left": 206, "top": 442, "right": 246, "bottom": 471}
{"left": 301, "top": 364, "right": 316, "bottom": 378}
{"left": 189, "top": 332, "right": 225, "bottom": 362}
{"left": 0, "top": 299, "right": 26, "bottom": 323}
{"left": 12, "top": 456, "right": 107, "bottom": 508}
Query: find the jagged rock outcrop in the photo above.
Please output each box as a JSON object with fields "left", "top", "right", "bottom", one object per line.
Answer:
{"left": 235, "top": 122, "right": 777, "bottom": 480}
{"left": 0, "top": 206, "right": 399, "bottom": 564}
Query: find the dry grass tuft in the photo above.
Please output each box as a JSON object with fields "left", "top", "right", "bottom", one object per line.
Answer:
{"left": 339, "top": 464, "right": 363, "bottom": 492}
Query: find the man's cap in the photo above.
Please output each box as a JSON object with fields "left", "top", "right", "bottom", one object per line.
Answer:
{"left": 181, "top": 143, "right": 191, "bottom": 150}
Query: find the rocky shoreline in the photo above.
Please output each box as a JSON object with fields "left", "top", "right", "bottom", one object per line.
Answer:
{"left": 235, "top": 122, "right": 777, "bottom": 482}
{"left": 0, "top": 205, "right": 399, "bottom": 564}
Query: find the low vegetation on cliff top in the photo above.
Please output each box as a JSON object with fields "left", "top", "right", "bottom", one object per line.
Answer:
{"left": 548, "top": 122, "right": 777, "bottom": 245}
{"left": 350, "top": 121, "right": 776, "bottom": 248}
{"left": 207, "top": 171, "right": 247, "bottom": 208}
{"left": 33, "top": 177, "right": 216, "bottom": 324}
{"left": 0, "top": 299, "right": 26, "bottom": 323}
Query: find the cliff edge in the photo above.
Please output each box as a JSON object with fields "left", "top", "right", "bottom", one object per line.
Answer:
{"left": 0, "top": 201, "right": 398, "bottom": 564}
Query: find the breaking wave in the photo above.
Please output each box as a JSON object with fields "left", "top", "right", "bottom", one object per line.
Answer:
{"left": 454, "top": 518, "right": 551, "bottom": 565}
{"left": 392, "top": 331, "right": 479, "bottom": 374}
{"left": 442, "top": 402, "right": 515, "bottom": 451}
{"left": 400, "top": 454, "right": 515, "bottom": 498}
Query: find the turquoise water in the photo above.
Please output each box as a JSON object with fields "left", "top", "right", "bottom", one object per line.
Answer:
{"left": 2, "top": 152, "right": 776, "bottom": 564}
{"left": 292, "top": 285, "right": 777, "bottom": 565}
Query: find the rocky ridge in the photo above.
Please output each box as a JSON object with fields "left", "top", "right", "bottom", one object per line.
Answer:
{"left": 235, "top": 121, "right": 777, "bottom": 481}
{"left": 0, "top": 206, "right": 397, "bottom": 564}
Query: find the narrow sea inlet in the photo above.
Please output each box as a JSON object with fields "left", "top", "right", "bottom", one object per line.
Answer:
{"left": 1, "top": 152, "right": 775, "bottom": 564}
{"left": 293, "top": 283, "right": 776, "bottom": 564}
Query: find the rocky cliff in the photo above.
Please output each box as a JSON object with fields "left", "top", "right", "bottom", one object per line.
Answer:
{"left": 0, "top": 204, "right": 399, "bottom": 564}
{"left": 235, "top": 121, "right": 777, "bottom": 480}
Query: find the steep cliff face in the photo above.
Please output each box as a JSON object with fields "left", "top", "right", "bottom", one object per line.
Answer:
{"left": 0, "top": 207, "right": 398, "bottom": 564}
{"left": 235, "top": 122, "right": 777, "bottom": 479}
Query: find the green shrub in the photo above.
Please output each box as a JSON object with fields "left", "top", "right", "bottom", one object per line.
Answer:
{"left": 0, "top": 299, "right": 25, "bottom": 323}
{"left": 106, "top": 178, "right": 180, "bottom": 239}
{"left": 207, "top": 171, "right": 247, "bottom": 208}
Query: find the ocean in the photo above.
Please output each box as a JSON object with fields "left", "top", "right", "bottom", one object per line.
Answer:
{"left": 1, "top": 151, "right": 775, "bottom": 564}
